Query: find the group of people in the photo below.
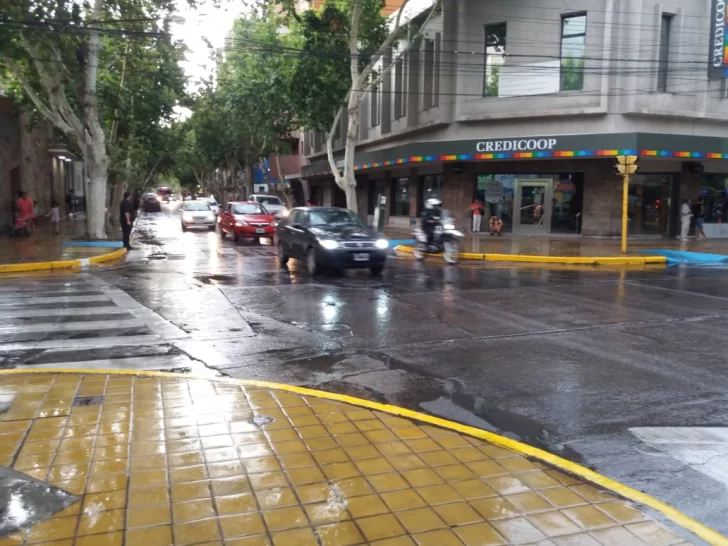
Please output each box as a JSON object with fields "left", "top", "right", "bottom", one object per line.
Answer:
{"left": 11, "top": 192, "right": 61, "bottom": 236}
{"left": 680, "top": 199, "right": 708, "bottom": 241}
{"left": 470, "top": 198, "right": 503, "bottom": 236}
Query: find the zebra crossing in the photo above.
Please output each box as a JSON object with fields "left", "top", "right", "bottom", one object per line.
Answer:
{"left": 0, "top": 275, "right": 208, "bottom": 373}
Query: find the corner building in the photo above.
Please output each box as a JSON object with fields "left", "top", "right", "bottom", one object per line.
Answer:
{"left": 300, "top": 0, "right": 728, "bottom": 238}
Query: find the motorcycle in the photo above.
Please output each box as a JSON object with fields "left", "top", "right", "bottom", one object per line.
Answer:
{"left": 412, "top": 211, "right": 464, "bottom": 264}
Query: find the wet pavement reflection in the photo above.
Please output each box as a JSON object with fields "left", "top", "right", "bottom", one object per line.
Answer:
{"left": 6, "top": 203, "right": 728, "bottom": 538}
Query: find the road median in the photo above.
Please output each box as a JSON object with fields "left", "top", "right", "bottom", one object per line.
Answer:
{"left": 395, "top": 244, "right": 668, "bottom": 266}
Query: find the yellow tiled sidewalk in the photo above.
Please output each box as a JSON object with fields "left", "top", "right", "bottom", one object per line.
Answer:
{"left": 0, "top": 373, "right": 695, "bottom": 546}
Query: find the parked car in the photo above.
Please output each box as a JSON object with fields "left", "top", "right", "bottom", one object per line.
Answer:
{"left": 276, "top": 207, "right": 388, "bottom": 275}
{"left": 199, "top": 197, "right": 220, "bottom": 215}
{"left": 142, "top": 193, "right": 161, "bottom": 213}
{"left": 180, "top": 201, "right": 215, "bottom": 231}
{"left": 249, "top": 194, "right": 287, "bottom": 219}
{"left": 217, "top": 201, "right": 276, "bottom": 243}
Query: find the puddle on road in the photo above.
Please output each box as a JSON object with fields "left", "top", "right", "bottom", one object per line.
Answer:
{"left": 292, "top": 350, "right": 580, "bottom": 462}
{"left": 194, "top": 274, "right": 238, "bottom": 285}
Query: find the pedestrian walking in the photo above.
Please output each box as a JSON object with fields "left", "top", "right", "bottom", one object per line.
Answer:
{"left": 15, "top": 192, "right": 34, "bottom": 236}
{"left": 693, "top": 199, "right": 707, "bottom": 240}
{"left": 120, "top": 191, "right": 134, "bottom": 250}
{"left": 46, "top": 201, "right": 61, "bottom": 235}
{"left": 470, "top": 198, "right": 483, "bottom": 233}
{"left": 680, "top": 199, "right": 692, "bottom": 241}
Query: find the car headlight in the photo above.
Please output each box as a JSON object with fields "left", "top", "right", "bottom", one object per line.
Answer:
{"left": 444, "top": 224, "right": 455, "bottom": 230}
{"left": 375, "top": 239, "right": 389, "bottom": 249}
{"left": 236, "top": 220, "right": 248, "bottom": 227}
{"left": 281, "top": 209, "right": 290, "bottom": 217}
{"left": 182, "top": 213, "right": 192, "bottom": 221}
{"left": 318, "top": 239, "right": 339, "bottom": 250}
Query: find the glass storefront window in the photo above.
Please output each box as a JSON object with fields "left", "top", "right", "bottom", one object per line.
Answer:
{"left": 368, "top": 179, "right": 386, "bottom": 214}
{"left": 422, "top": 175, "right": 443, "bottom": 208}
{"left": 628, "top": 174, "right": 673, "bottom": 235}
{"left": 699, "top": 175, "right": 728, "bottom": 223}
{"left": 392, "top": 177, "right": 410, "bottom": 216}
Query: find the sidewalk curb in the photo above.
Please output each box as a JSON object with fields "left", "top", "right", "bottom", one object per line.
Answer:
{"left": 395, "top": 245, "right": 668, "bottom": 266}
{"left": 0, "top": 367, "right": 724, "bottom": 545}
{"left": 0, "top": 247, "right": 127, "bottom": 274}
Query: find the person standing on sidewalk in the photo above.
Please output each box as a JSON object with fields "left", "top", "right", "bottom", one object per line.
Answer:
{"left": 120, "top": 191, "right": 134, "bottom": 250}
{"left": 680, "top": 199, "right": 692, "bottom": 241}
{"left": 46, "top": 201, "right": 61, "bottom": 235}
{"left": 693, "top": 199, "right": 707, "bottom": 240}
{"left": 470, "top": 198, "right": 483, "bottom": 233}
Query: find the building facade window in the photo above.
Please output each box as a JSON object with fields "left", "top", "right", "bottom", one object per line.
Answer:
{"left": 394, "top": 55, "right": 407, "bottom": 119}
{"left": 370, "top": 86, "right": 380, "bottom": 127}
{"left": 423, "top": 39, "right": 435, "bottom": 110}
{"left": 391, "top": 177, "right": 410, "bottom": 216}
{"left": 484, "top": 23, "right": 506, "bottom": 97}
{"left": 560, "top": 13, "right": 586, "bottom": 91}
{"left": 657, "top": 13, "right": 673, "bottom": 92}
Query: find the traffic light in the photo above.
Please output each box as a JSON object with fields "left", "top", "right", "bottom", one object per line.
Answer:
{"left": 616, "top": 155, "right": 638, "bottom": 175}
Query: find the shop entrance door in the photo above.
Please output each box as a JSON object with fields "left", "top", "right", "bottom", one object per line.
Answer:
{"left": 513, "top": 179, "right": 552, "bottom": 234}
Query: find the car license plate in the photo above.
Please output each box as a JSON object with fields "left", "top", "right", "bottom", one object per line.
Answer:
{"left": 255, "top": 228, "right": 265, "bottom": 234}
{"left": 353, "top": 253, "right": 369, "bottom": 262}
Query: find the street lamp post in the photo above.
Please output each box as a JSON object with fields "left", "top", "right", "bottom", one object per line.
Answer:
{"left": 616, "top": 155, "right": 639, "bottom": 255}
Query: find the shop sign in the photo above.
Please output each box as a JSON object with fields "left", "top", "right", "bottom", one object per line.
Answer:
{"left": 476, "top": 138, "right": 558, "bottom": 153}
{"left": 709, "top": 0, "right": 728, "bottom": 80}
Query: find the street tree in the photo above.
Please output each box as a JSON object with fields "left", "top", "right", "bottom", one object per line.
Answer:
{"left": 278, "top": 0, "right": 443, "bottom": 213}
{"left": 0, "top": 0, "right": 186, "bottom": 238}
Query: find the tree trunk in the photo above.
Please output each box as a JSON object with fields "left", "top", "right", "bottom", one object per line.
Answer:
{"left": 274, "top": 152, "right": 293, "bottom": 208}
{"left": 301, "top": 178, "right": 311, "bottom": 204}
{"left": 86, "top": 156, "right": 109, "bottom": 239}
{"left": 82, "top": 0, "right": 110, "bottom": 239}
{"left": 107, "top": 180, "right": 125, "bottom": 232}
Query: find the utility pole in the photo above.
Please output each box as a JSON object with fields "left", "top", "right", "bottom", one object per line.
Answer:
{"left": 616, "top": 155, "right": 638, "bottom": 254}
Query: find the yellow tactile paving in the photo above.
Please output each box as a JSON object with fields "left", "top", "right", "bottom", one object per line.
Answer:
{"left": 0, "top": 373, "right": 695, "bottom": 546}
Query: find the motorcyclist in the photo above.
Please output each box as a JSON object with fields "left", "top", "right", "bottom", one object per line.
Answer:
{"left": 421, "top": 198, "right": 443, "bottom": 246}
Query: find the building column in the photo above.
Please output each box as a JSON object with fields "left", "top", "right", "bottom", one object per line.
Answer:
{"left": 581, "top": 160, "right": 622, "bottom": 237}
{"left": 442, "top": 162, "right": 475, "bottom": 231}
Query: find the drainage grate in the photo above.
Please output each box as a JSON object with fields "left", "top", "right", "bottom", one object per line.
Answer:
{"left": 250, "top": 415, "right": 275, "bottom": 427}
{"left": 72, "top": 396, "right": 105, "bottom": 407}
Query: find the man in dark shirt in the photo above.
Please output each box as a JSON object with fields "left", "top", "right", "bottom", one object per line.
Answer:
{"left": 120, "top": 191, "right": 134, "bottom": 250}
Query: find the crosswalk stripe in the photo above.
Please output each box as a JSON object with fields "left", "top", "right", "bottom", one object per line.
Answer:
{"left": 0, "top": 335, "right": 162, "bottom": 352}
{"left": 0, "top": 318, "right": 142, "bottom": 334}
{"left": 0, "top": 295, "right": 110, "bottom": 306}
{"left": 25, "top": 355, "right": 194, "bottom": 371}
{"left": 0, "top": 306, "right": 123, "bottom": 319}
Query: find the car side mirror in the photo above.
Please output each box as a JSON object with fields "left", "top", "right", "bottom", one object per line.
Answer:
{"left": 292, "top": 223, "right": 304, "bottom": 230}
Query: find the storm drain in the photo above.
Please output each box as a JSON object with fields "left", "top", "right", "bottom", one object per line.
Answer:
{"left": 72, "top": 395, "right": 105, "bottom": 407}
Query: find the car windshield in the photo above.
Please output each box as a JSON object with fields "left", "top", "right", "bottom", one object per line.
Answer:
{"left": 308, "top": 209, "right": 364, "bottom": 227}
{"left": 256, "top": 196, "right": 282, "bottom": 205}
{"left": 232, "top": 204, "right": 264, "bottom": 215}
{"left": 183, "top": 203, "right": 211, "bottom": 212}
{"left": 201, "top": 199, "right": 217, "bottom": 206}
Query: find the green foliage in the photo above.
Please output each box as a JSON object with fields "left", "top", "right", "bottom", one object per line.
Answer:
{"left": 278, "top": 0, "right": 388, "bottom": 132}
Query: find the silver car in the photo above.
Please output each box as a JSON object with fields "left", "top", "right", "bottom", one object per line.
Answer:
{"left": 199, "top": 197, "right": 220, "bottom": 215}
{"left": 180, "top": 201, "right": 215, "bottom": 231}
{"left": 249, "top": 194, "right": 288, "bottom": 219}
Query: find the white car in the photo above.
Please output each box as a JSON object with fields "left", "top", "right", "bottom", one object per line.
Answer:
{"left": 199, "top": 197, "right": 220, "bottom": 215}
{"left": 249, "top": 194, "right": 287, "bottom": 219}
{"left": 180, "top": 201, "right": 216, "bottom": 231}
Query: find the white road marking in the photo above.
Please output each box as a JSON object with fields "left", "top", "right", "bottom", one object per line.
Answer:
{"left": 631, "top": 427, "right": 728, "bottom": 485}
{"left": 0, "top": 318, "right": 142, "bottom": 334}
{"left": 0, "top": 306, "right": 124, "bottom": 319}
{"left": 0, "top": 295, "right": 110, "bottom": 306}
{"left": 28, "top": 355, "right": 194, "bottom": 371}
{"left": 0, "top": 335, "right": 161, "bottom": 352}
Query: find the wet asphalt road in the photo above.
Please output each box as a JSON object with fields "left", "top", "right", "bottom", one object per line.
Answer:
{"left": 7, "top": 201, "right": 728, "bottom": 536}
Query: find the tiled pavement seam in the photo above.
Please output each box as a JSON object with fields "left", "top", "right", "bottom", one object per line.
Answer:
{"left": 0, "top": 373, "right": 709, "bottom": 546}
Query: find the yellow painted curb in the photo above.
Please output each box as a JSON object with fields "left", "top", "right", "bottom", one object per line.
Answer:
{"left": 0, "top": 247, "right": 127, "bottom": 274}
{"left": 0, "top": 367, "right": 725, "bottom": 545}
{"left": 394, "top": 245, "right": 668, "bottom": 267}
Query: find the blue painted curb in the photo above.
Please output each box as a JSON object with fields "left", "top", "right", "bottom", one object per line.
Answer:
{"left": 62, "top": 241, "right": 124, "bottom": 248}
{"left": 637, "top": 249, "right": 728, "bottom": 265}
{"left": 388, "top": 239, "right": 415, "bottom": 247}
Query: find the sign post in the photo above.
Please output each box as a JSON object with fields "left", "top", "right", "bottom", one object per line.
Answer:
{"left": 616, "top": 155, "right": 638, "bottom": 254}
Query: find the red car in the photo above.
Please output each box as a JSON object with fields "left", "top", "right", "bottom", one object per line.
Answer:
{"left": 217, "top": 201, "right": 276, "bottom": 243}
